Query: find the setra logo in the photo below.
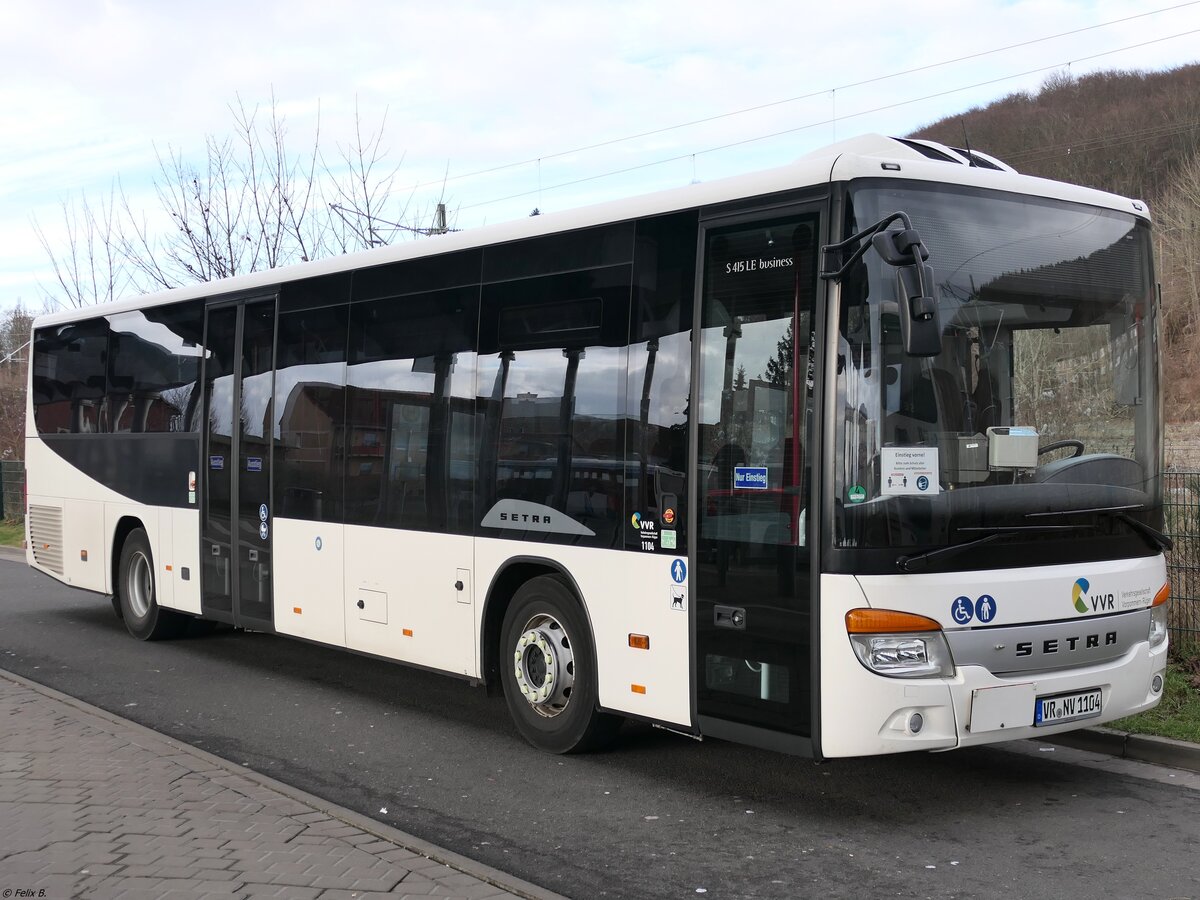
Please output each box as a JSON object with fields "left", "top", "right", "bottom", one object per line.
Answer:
{"left": 1072, "top": 578, "right": 1090, "bottom": 614}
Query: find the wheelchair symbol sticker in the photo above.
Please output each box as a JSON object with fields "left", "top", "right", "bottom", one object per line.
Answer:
{"left": 951, "top": 596, "right": 974, "bottom": 625}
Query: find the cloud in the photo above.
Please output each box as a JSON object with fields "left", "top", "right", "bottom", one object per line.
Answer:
{"left": 3, "top": 0, "right": 1199, "bottom": 311}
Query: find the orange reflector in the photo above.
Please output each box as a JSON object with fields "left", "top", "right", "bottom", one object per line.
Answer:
{"left": 631, "top": 684, "right": 646, "bottom": 694}
{"left": 80, "top": 550, "right": 88, "bottom": 562}
{"left": 628, "top": 633, "right": 650, "bottom": 650}
{"left": 1153, "top": 583, "right": 1170, "bottom": 607}
{"left": 165, "top": 564, "right": 172, "bottom": 572}
{"left": 403, "top": 628, "right": 413, "bottom": 637}
{"left": 293, "top": 607, "right": 302, "bottom": 615}
{"left": 846, "top": 608, "right": 942, "bottom": 634}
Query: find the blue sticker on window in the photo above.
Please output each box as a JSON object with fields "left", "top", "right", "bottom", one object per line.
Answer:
{"left": 209, "top": 455, "right": 224, "bottom": 470}
{"left": 733, "top": 466, "right": 769, "bottom": 490}
{"left": 247, "top": 457, "right": 263, "bottom": 472}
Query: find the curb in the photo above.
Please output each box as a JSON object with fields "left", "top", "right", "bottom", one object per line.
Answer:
{"left": 0, "top": 666, "right": 566, "bottom": 900}
{"left": 1044, "top": 726, "right": 1200, "bottom": 774}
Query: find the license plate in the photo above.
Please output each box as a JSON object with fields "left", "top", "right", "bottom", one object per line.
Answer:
{"left": 1034, "top": 688, "right": 1103, "bottom": 726}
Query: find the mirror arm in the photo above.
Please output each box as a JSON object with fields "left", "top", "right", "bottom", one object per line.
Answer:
{"left": 819, "top": 210, "right": 916, "bottom": 281}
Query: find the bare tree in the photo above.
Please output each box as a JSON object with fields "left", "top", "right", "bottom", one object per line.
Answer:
{"left": 37, "top": 94, "right": 442, "bottom": 309}
{"left": 0, "top": 303, "right": 35, "bottom": 459}
{"left": 33, "top": 190, "right": 130, "bottom": 308}
{"left": 1155, "top": 149, "right": 1200, "bottom": 420}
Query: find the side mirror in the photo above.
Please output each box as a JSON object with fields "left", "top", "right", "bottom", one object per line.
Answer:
{"left": 821, "top": 212, "right": 943, "bottom": 356}
{"left": 895, "top": 263, "right": 941, "bottom": 356}
{"left": 872, "top": 226, "right": 941, "bottom": 357}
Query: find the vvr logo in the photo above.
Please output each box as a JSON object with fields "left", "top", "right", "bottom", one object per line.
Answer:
{"left": 1073, "top": 577, "right": 1116, "bottom": 614}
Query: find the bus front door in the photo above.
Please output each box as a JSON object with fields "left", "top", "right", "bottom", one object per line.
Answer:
{"left": 200, "top": 297, "right": 277, "bottom": 630}
{"left": 693, "top": 209, "right": 820, "bottom": 750}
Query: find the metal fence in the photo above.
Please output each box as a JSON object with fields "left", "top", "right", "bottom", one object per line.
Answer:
{"left": 0, "top": 459, "right": 21, "bottom": 522}
{"left": 1165, "top": 470, "right": 1200, "bottom": 648}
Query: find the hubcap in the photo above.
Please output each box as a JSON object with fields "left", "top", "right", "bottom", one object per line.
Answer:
{"left": 126, "top": 550, "right": 153, "bottom": 619}
{"left": 513, "top": 613, "right": 575, "bottom": 718}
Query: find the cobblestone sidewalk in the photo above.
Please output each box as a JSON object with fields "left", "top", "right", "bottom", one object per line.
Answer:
{"left": 0, "top": 669, "right": 560, "bottom": 900}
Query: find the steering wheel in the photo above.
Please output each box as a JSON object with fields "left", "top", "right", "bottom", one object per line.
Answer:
{"left": 1037, "top": 439, "right": 1085, "bottom": 458}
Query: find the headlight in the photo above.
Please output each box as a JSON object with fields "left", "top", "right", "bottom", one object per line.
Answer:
{"left": 1149, "top": 582, "right": 1170, "bottom": 649}
{"left": 845, "top": 609, "right": 956, "bottom": 679}
{"left": 1149, "top": 604, "right": 1168, "bottom": 649}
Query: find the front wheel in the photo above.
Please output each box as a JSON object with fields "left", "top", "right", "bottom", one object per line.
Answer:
{"left": 117, "top": 528, "right": 187, "bottom": 641}
{"left": 500, "top": 575, "right": 621, "bottom": 754}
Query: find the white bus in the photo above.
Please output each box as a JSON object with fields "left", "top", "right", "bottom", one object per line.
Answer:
{"left": 25, "top": 134, "right": 1171, "bottom": 757}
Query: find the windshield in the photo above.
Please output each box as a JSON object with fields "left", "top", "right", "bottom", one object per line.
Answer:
{"left": 833, "top": 180, "right": 1162, "bottom": 573}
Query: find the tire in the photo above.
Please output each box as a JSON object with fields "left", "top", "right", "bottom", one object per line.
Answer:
{"left": 117, "top": 528, "right": 187, "bottom": 641}
{"left": 500, "top": 575, "right": 621, "bottom": 754}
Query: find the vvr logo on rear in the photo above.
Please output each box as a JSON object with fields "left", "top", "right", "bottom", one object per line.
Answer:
{"left": 1073, "top": 577, "right": 1115, "bottom": 614}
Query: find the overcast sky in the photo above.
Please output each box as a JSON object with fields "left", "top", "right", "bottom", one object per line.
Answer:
{"left": 3, "top": 0, "right": 1199, "bottom": 318}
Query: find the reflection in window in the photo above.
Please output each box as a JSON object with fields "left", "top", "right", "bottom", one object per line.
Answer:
{"left": 107, "top": 301, "right": 205, "bottom": 433}
{"left": 274, "top": 305, "right": 347, "bottom": 522}
{"left": 32, "top": 319, "right": 110, "bottom": 434}
{"left": 478, "top": 266, "right": 632, "bottom": 547}
{"left": 345, "top": 287, "right": 477, "bottom": 534}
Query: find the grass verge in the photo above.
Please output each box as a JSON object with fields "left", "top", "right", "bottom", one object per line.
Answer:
{"left": 1108, "top": 657, "right": 1200, "bottom": 743}
{"left": 0, "top": 519, "right": 23, "bottom": 548}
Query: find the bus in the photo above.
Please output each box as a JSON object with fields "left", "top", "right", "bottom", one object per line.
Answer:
{"left": 24, "top": 133, "right": 1171, "bottom": 758}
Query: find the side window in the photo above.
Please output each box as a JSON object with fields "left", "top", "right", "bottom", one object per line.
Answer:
{"left": 345, "top": 285, "right": 479, "bottom": 534}
{"left": 107, "top": 301, "right": 205, "bottom": 433}
{"left": 626, "top": 211, "right": 697, "bottom": 553}
{"left": 32, "top": 319, "right": 110, "bottom": 434}
{"left": 274, "top": 304, "right": 348, "bottom": 522}
{"left": 477, "top": 264, "right": 632, "bottom": 547}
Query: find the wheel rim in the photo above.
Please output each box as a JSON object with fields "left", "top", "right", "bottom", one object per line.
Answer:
{"left": 126, "top": 550, "right": 153, "bottom": 619}
{"left": 512, "top": 613, "right": 575, "bottom": 718}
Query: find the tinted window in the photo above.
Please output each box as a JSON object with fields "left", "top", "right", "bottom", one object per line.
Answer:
{"left": 107, "top": 301, "right": 205, "bottom": 433}
{"left": 482, "top": 223, "right": 634, "bottom": 283}
{"left": 625, "top": 212, "right": 696, "bottom": 552}
{"left": 345, "top": 285, "right": 479, "bottom": 533}
{"left": 477, "top": 265, "right": 632, "bottom": 547}
{"left": 274, "top": 304, "right": 348, "bottom": 521}
{"left": 32, "top": 319, "right": 110, "bottom": 434}
{"left": 353, "top": 249, "right": 482, "bottom": 301}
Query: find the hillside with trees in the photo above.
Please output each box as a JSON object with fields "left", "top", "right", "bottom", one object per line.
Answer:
{"left": 909, "top": 64, "right": 1200, "bottom": 425}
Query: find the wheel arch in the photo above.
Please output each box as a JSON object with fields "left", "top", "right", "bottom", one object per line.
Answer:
{"left": 109, "top": 515, "right": 147, "bottom": 595}
{"left": 479, "top": 556, "right": 595, "bottom": 697}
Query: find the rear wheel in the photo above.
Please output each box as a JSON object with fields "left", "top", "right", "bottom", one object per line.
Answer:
{"left": 117, "top": 528, "right": 186, "bottom": 641}
{"left": 500, "top": 575, "right": 620, "bottom": 753}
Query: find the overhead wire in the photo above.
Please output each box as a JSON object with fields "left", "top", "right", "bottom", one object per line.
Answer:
{"left": 460, "top": 27, "right": 1200, "bottom": 212}
{"left": 399, "top": 0, "right": 1200, "bottom": 200}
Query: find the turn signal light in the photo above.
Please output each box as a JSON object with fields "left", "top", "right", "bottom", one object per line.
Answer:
{"left": 628, "top": 634, "right": 650, "bottom": 650}
{"left": 1153, "top": 583, "right": 1170, "bottom": 607}
{"left": 846, "top": 608, "right": 942, "bottom": 634}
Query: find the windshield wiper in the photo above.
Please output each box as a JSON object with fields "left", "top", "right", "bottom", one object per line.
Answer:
{"left": 1025, "top": 505, "right": 1173, "bottom": 553}
{"left": 896, "top": 525, "right": 1085, "bottom": 572}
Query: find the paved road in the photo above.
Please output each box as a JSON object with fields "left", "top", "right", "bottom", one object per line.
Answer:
{"left": 3, "top": 553, "right": 1199, "bottom": 899}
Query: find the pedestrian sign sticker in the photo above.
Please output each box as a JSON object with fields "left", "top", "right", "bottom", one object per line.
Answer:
{"left": 950, "top": 594, "right": 999, "bottom": 626}
{"left": 975, "top": 594, "right": 997, "bottom": 623}
{"left": 881, "top": 446, "right": 939, "bottom": 496}
{"left": 670, "top": 559, "right": 687, "bottom": 583}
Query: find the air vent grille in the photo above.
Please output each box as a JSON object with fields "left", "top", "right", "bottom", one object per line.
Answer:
{"left": 29, "top": 504, "right": 64, "bottom": 574}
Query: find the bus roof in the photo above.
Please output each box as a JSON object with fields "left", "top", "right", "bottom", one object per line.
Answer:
{"left": 33, "top": 133, "right": 1150, "bottom": 329}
